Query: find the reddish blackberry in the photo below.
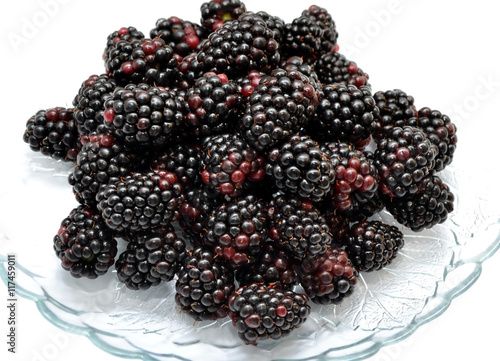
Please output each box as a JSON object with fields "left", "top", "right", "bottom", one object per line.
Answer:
{"left": 267, "top": 195, "right": 332, "bottom": 260}
{"left": 204, "top": 194, "right": 269, "bottom": 269}
{"left": 200, "top": 0, "right": 247, "bottom": 32}
{"left": 265, "top": 135, "right": 335, "bottom": 202}
{"left": 299, "top": 246, "right": 357, "bottom": 305}
{"left": 103, "top": 83, "right": 185, "bottom": 149}
{"left": 115, "top": 225, "right": 187, "bottom": 290}
{"left": 307, "top": 83, "right": 379, "bottom": 145}
{"left": 53, "top": 205, "right": 117, "bottom": 279}
{"left": 103, "top": 26, "right": 145, "bottom": 63}
{"left": 374, "top": 126, "right": 438, "bottom": 197}
{"left": 228, "top": 283, "right": 310, "bottom": 344}
{"left": 384, "top": 175, "right": 455, "bottom": 231}
{"left": 196, "top": 12, "right": 280, "bottom": 77}
{"left": 239, "top": 68, "right": 320, "bottom": 151}
{"left": 372, "top": 89, "right": 417, "bottom": 140}
{"left": 72, "top": 74, "right": 117, "bottom": 136}
{"left": 201, "top": 133, "right": 266, "bottom": 197}
{"left": 23, "top": 107, "right": 80, "bottom": 162}
{"left": 343, "top": 221, "right": 404, "bottom": 272}
{"left": 314, "top": 51, "right": 370, "bottom": 88}
{"left": 175, "top": 247, "right": 235, "bottom": 321}
{"left": 96, "top": 170, "right": 184, "bottom": 232}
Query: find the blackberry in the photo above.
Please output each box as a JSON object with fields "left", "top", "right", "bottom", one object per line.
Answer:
{"left": 200, "top": 0, "right": 247, "bottom": 32}
{"left": 72, "top": 74, "right": 117, "bottom": 136}
{"left": 184, "top": 72, "right": 241, "bottom": 137}
{"left": 201, "top": 133, "right": 266, "bottom": 197}
{"left": 372, "top": 89, "right": 417, "bottom": 140}
{"left": 315, "top": 51, "right": 370, "bottom": 88}
{"left": 103, "top": 83, "right": 185, "bottom": 149}
{"left": 299, "top": 246, "right": 357, "bottom": 305}
{"left": 96, "top": 170, "right": 184, "bottom": 232}
{"left": 176, "top": 52, "right": 206, "bottom": 91}
{"left": 307, "top": 83, "right": 379, "bottom": 145}
{"left": 343, "top": 220, "right": 404, "bottom": 272}
{"left": 196, "top": 12, "right": 280, "bottom": 77}
{"left": 239, "top": 68, "right": 320, "bottom": 151}
{"left": 175, "top": 247, "right": 235, "bottom": 321}
{"left": 115, "top": 225, "right": 187, "bottom": 290}
{"left": 248, "top": 11, "right": 286, "bottom": 44}
{"left": 204, "top": 194, "right": 269, "bottom": 269}
{"left": 103, "top": 26, "right": 145, "bottom": 63}
{"left": 228, "top": 283, "right": 310, "bottom": 344}
{"left": 267, "top": 195, "right": 332, "bottom": 260}
{"left": 53, "top": 205, "right": 117, "bottom": 279}
{"left": 23, "top": 107, "right": 80, "bottom": 161}
{"left": 374, "top": 126, "right": 438, "bottom": 197}
{"left": 279, "top": 55, "right": 320, "bottom": 85}
{"left": 265, "top": 135, "right": 335, "bottom": 202}
{"left": 384, "top": 175, "right": 455, "bottom": 231}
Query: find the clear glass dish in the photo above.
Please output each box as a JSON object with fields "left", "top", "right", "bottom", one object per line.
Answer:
{"left": 1, "top": 138, "right": 499, "bottom": 361}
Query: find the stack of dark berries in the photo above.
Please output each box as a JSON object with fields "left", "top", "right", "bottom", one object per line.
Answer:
{"left": 22, "top": 0, "right": 457, "bottom": 345}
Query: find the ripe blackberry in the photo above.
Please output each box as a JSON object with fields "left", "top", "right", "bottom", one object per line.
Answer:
{"left": 103, "top": 26, "right": 145, "bottom": 63}
{"left": 374, "top": 126, "right": 438, "bottom": 197}
{"left": 72, "top": 74, "right": 117, "bottom": 136}
{"left": 299, "top": 246, "right": 357, "bottom": 305}
{"left": 115, "top": 225, "right": 187, "bottom": 290}
{"left": 53, "top": 205, "right": 117, "bottom": 279}
{"left": 314, "top": 51, "right": 370, "bottom": 88}
{"left": 23, "top": 107, "right": 80, "bottom": 161}
{"left": 228, "top": 283, "right": 310, "bottom": 344}
{"left": 200, "top": 0, "right": 247, "bottom": 32}
{"left": 239, "top": 68, "right": 320, "bottom": 151}
{"left": 279, "top": 56, "right": 320, "bottom": 85}
{"left": 204, "top": 194, "right": 269, "bottom": 269}
{"left": 103, "top": 83, "right": 185, "bottom": 149}
{"left": 308, "top": 83, "right": 379, "bottom": 145}
{"left": 372, "top": 89, "right": 417, "bottom": 140}
{"left": 267, "top": 195, "right": 332, "bottom": 260}
{"left": 184, "top": 72, "right": 241, "bottom": 137}
{"left": 384, "top": 175, "right": 455, "bottom": 231}
{"left": 175, "top": 247, "right": 235, "bottom": 321}
{"left": 343, "top": 221, "right": 404, "bottom": 272}
{"left": 96, "top": 170, "right": 184, "bottom": 232}
{"left": 201, "top": 133, "right": 266, "bottom": 197}
{"left": 265, "top": 135, "right": 335, "bottom": 202}
{"left": 248, "top": 11, "right": 286, "bottom": 44}
{"left": 196, "top": 12, "right": 280, "bottom": 77}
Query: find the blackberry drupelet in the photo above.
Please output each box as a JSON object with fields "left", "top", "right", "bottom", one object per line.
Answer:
{"left": 315, "top": 51, "right": 370, "bottom": 88}
{"left": 228, "top": 283, "right": 310, "bottom": 344}
{"left": 265, "top": 135, "right": 335, "bottom": 202}
{"left": 175, "top": 247, "right": 235, "bottom": 321}
{"left": 372, "top": 89, "right": 417, "bottom": 140}
{"left": 299, "top": 245, "right": 357, "bottom": 305}
{"left": 343, "top": 220, "right": 404, "bottom": 272}
{"left": 53, "top": 205, "right": 117, "bottom": 279}
{"left": 115, "top": 225, "right": 187, "bottom": 290}
{"left": 103, "top": 26, "right": 145, "bottom": 63}
{"left": 200, "top": 0, "right": 247, "bottom": 32}
{"left": 23, "top": 107, "right": 80, "bottom": 161}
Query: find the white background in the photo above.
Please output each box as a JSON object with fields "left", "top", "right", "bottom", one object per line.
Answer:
{"left": 1, "top": 0, "right": 500, "bottom": 360}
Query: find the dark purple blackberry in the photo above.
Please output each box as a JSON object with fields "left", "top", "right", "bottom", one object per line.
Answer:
{"left": 204, "top": 194, "right": 269, "bottom": 269}
{"left": 184, "top": 72, "right": 241, "bottom": 137}
{"left": 176, "top": 53, "right": 206, "bottom": 91}
{"left": 96, "top": 170, "right": 184, "bottom": 232}
{"left": 299, "top": 246, "right": 357, "bottom": 305}
{"left": 228, "top": 283, "right": 310, "bottom": 344}
{"left": 372, "top": 89, "right": 417, "bottom": 140}
{"left": 344, "top": 221, "right": 404, "bottom": 272}
{"left": 248, "top": 11, "right": 285, "bottom": 44}
{"left": 23, "top": 107, "right": 80, "bottom": 162}
{"left": 175, "top": 247, "right": 235, "bottom": 321}
{"left": 72, "top": 74, "right": 117, "bottom": 136}
{"left": 115, "top": 225, "right": 187, "bottom": 290}
{"left": 201, "top": 133, "right": 266, "bottom": 197}
{"left": 374, "top": 126, "right": 438, "bottom": 198}
{"left": 103, "top": 83, "right": 185, "bottom": 149}
{"left": 196, "top": 12, "right": 280, "bottom": 77}
{"left": 53, "top": 205, "right": 117, "bottom": 279}
{"left": 279, "top": 55, "right": 320, "bottom": 85}
{"left": 384, "top": 175, "right": 455, "bottom": 231}
{"left": 200, "top": 0, "right": 247, "bottom": 32}
{"left": 308, "top": 83, "right": 379, "bottom": 145}
{"left": 314, "top": 51, "right": 370, "bottom": 88}
{"left": 239, "top": 68, "right": 320, "bottom": 151}
{"left": 267, "top": 195, "right": 332, "bottom": 260}
{"left": 265, "top": 135, "right": 335, "bottom": 202}
{"left": 103, "top": 26, "right": 145, "bottom": 63}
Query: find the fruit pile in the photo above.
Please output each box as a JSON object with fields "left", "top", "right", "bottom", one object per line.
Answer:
{"left": 22, "top": 0, "right": 457, "bottom": 344}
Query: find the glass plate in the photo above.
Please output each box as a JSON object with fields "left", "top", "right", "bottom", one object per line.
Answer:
{"left": 1, "top": 137, "right": 500, "bottom": 361}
